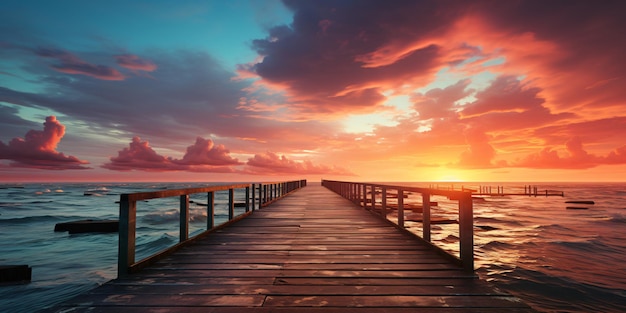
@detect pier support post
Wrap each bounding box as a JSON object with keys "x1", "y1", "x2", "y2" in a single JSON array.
[
  {"x1": 397, "y1": 188, "x2": 404, "y2": 227},
  {"x1": 422, "y1": 193, "x2": 431, "y2": 242},
  {"x1": 228, "y1": 188, "x2": 235, "y2": 220},
  {"x1": 245, "y1": 186, "x2": 251, "y2": 212},
  {"x1": 381, "y1": 186, "x2": 387, "y2": 218},
  {"x1": 207, "y1": 191, "x2": 214, "y2": 229},
  {"x1": 118, "y1": 195, "x2": 136, "y2": 277},
  {"x1": 371, "y1": 185, "x2": 376, "y2": 211},
  {"x1": 179, "y1": 195, "x2": 189, "y2": 242},
  {"x1": 362, "y1": 184, "x2": 367, "y2": 208},
  {"x1": 458, "y1": 193, "x2": 474, "y2": 272}
]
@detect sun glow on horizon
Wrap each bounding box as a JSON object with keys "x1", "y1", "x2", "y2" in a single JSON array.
[{"x1": 434, "y1": 174, "x2": 464, "y2": 182}]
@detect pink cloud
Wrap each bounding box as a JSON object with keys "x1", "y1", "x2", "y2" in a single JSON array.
[
  {"x1": 115, "y1": 54, "x2": 157, "y2": 72},
  {"x1": 103, "y1": 136, "x2": 240, "y2": 172},
  {"x1": 102, "y1": 136, "x2": 179, "y2": 171},
  {"x1": 35, "y1": 47, "x2": 125, "y2": 80},
  {"x1": 245, "y1": 151, "x2": 354, "y2": 176},
  {"x1": 172, "y1": 137, "x2": 242, "y2": 166},
  {"x1": 0, "y1": 116, "x2": 89, "y2": 169}
]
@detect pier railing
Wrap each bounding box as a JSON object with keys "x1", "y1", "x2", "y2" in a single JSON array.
[
  {"x1": 322, "y1": 180, "x2": 474, "y2": 272},
  {"x1": 118, "y1": 180, "x2": 306, "y2": 277}
]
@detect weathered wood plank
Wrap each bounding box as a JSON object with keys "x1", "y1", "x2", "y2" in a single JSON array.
[
  {"x1": 46, "y1": 307, "x2": 537, "y2": 313},
  {"x1": 263, "y1": 295, "x2": 530, "y2": 308},
  {"x1": 88, "y1": 283, "x2": 508, "y2": 296}
]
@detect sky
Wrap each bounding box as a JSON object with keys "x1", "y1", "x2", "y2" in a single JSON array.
[{"x1": 1, "y1": 0, "x2": 625, "y2": 183}]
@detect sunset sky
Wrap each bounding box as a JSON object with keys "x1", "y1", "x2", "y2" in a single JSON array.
[{"x1": 1, "y1": 0, "x2": 625, "y2": 183}]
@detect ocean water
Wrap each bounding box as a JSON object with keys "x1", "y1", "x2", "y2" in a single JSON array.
[{"x1": 0, "y1": 182, "x2": 625, "y2": 312}]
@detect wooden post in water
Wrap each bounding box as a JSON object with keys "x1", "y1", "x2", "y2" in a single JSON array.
[
  {"x1": 422, "y1": 192, "x2": 431, "y2": 242},
  {"x1": 179, "y1": 195, "x2": 189, "y2": 242},
  {"x1": 118, "y1": 195, "x2": 136, "y2": 277}
]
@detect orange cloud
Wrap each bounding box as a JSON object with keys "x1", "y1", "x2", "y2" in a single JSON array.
[
  {"x1": 0, "y1": 116, "x2": 89, "y2": 169},
  {"x1": 512, "y1": 137, "x2": 602, "y2": 169},
  {"x1": 457, "y1": 127, "x2": 496, "y2": 169},
  {"x1": 245, "y1": 151, "x2": 355, "y2": 176}
]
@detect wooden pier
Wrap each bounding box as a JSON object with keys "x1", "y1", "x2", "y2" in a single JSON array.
[
  {"x1": 45, "y1": 183, "x2": 535, "y2": 312},
  {"x1": 428, "y1": 184, "x2": 565, "y2": 197}
]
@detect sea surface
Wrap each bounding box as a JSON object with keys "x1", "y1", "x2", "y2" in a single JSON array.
[{"x1": 0, "y1": 182, "x2": 625, "y2": 312}]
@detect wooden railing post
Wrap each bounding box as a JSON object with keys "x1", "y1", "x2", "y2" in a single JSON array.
[
  {"x1": 179, "y1": 195, "x2": 189, "y2": 242},
  {"x1": 245, "y1": 186, "x2": 251, "y2": 212},
  {"x1": 258, "y1": 184, "x2": 262, "y2": 209},
  {"x1": 397, "y1": 188, "x2": 404, "y2": 227},
  {"x1": 321, "y1": 180, "x2": 474, "y2": 273},
  {"x1": 118, "y1": 195, "x2": 136, "y2": 277},
  {"x1": 422, "y1": 192, "x2": 431, "y2": 242},
  {"x1": 362, "y1": 184, "x2": 367, "y2": 208},
  {"x1": 459, "y1": 193, "x2": 474, "y2": 272},
  {"x1": 381, "y1": 186, "x2": 387, "y2": 218},
  {"x1": 371, "y1": 185, "x2": 376, "y2": 211},
  {"x1": 228, "y1": 188, "x2": 235, "y2": 220},
  {"x1": 207, "y1": 191, "x2": 214, "y2": 229}
]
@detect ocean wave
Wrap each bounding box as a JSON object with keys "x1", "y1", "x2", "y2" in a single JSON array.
[
  {"x1": 141, "y1": 209, "x2": 208, "y2": 225},
  {"x1": 0, "y1": 215, "x2": 78, "y2": 224},
  {"x1": 480, "y1": 240, "x2": 515, "y2": 251},
  {"x1": 548, "y1": 236, "x2": 621, "y2": 256},
  {"x1": 485, "y1": 266, "x2": 626, "y2": 313},
  {"x1": 441, "y1": 234, "x2": 459, "y2": 243},
  {"x1": 135, "y1": 233, "x2": 178, "y2": 258},
  {"x1": 534, "y1": 223, "x2": 574, "y2": 234},
  {"x1": 606, "y1": 213, "x2": 626, "y2": 223}
]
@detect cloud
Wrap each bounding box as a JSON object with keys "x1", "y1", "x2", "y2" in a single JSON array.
[
  {"x1": 103, "y1": 136, "x2": 240, "y2": 172},
  {"x1": 172, "y1": 137, "x2": 242, "y2": 167},
  {"x1": 238, "y1": 0, "x2": 626, "y2": 171},
  {"x1": 0, "y1": 116, "x2": 90, "y2": 169},
  {"x1": 412, "y1": 79, "x2": 472, "y2": 120},
  {"x1": 497, "y1": 137, "x2": 626, "y2": 169},
  {"x1": 102, "y1": 136, "x2": 176, "y2": 171},
  {"x1": 241, "y1": 0, "x2": 449, "y2": 115},
  {"x1": 456, "y1": 127, "x2": 497, "y2": 169},
  {"x1": 115, "y1": 54, "x2": 157, "y2": 72},
  {"x1": 35, "y1": 48, "x2": 125, "y2": 80},
  {"x1": 245, "y1": 151, "x2": 354, "y2": 176}
]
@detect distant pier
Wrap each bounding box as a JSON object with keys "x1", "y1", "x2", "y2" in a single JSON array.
[{"x1": 428, "y1": 184, "x2": 565, "y2": 197}]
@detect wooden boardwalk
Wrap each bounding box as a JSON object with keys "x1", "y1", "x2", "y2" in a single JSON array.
[{"x1": 46, "y1": 183, "x2": 535, "y2": 312}]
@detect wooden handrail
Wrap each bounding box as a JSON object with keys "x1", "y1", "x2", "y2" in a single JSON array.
[
  {"x1": 322, "y1": 180, "x2": 474, "y2": 272},
  {"x1": 118, "y1": 180, "x2": 307, "y2": 277}
]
